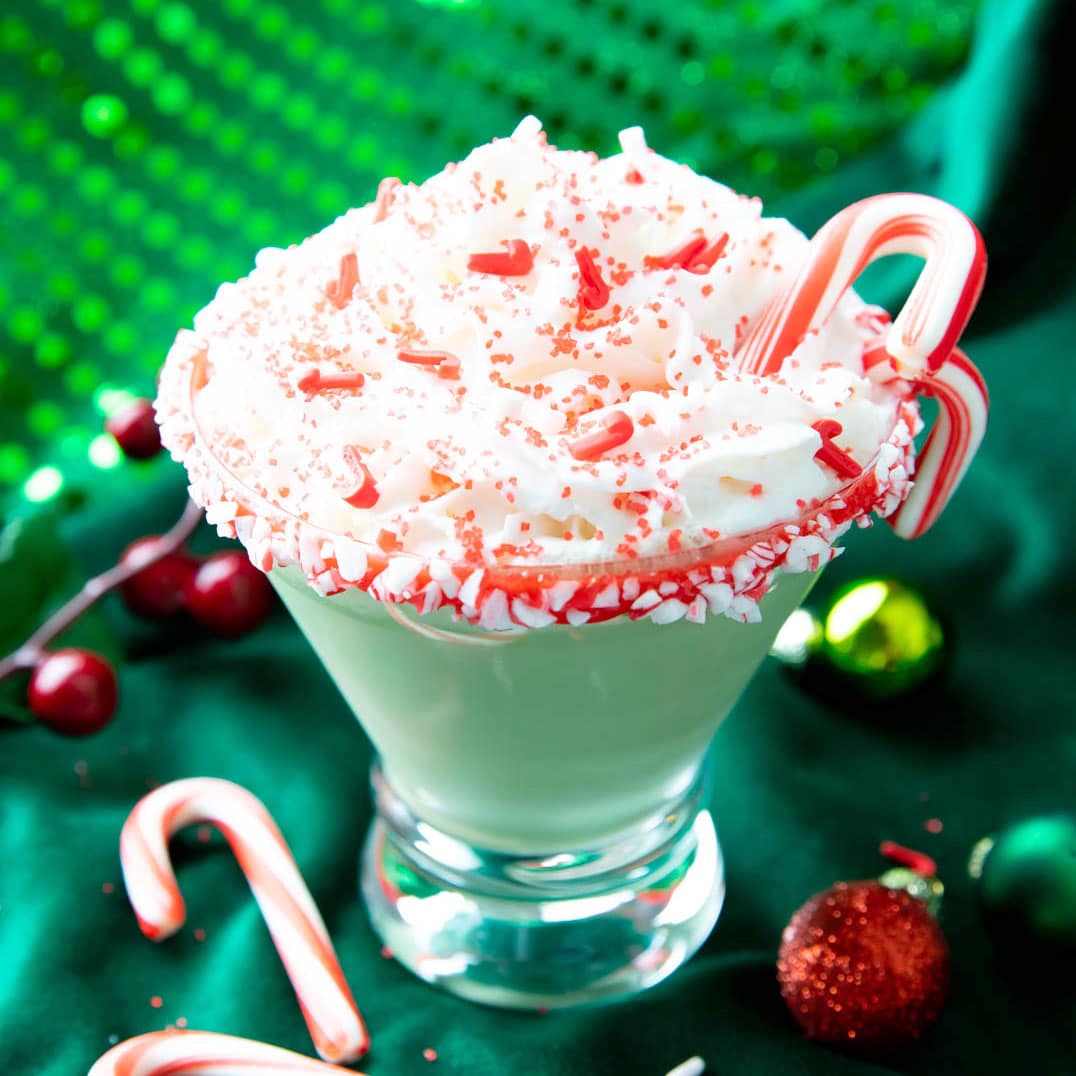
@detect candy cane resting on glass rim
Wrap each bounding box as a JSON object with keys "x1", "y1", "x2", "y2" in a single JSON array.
[
  {"x1": 736, "y1": 192, "x2": 987, "y2": 537},
  {"x1": 87, "y1": 1030, "x2": 360, "y2": 1076},
  {"x1": 120, "y1": 779, "x2": 369, "y2": 1064},
  {"x1": 889, "y1": 347, "x2": 988, "y2": 539},
  {"x1": 736, "y1": 193, "x2": 986, "y2": 380}
]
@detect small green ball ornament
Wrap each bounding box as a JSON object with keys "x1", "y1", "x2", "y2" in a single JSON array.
[
  {"x1": 971, "y1": 815, "x2": 1076, "y2": 947},
  {"x1": 819, "y1": 578, "x2": 947, "y2": 701}
]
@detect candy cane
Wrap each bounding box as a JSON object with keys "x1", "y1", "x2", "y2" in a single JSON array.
[
  {"x1": 663, "y1": 1058, "x2": 705, "y2": 1076},
  {"x1": 87, "y1": 1030, "x2": 358, "y2": 1075},
  {"x1": 120, "y1": 779, "x2": 368, "y2": 1064},
  {"x1": 889, "y1": 347, "x2": 988, "y2": 539},
  {"x1": 736, "y1": 193, "x2": 985, "y2": 380}
]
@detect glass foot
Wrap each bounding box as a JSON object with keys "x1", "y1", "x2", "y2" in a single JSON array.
[{"x1": 360, "y1": 762, "x2": 724, "y2": 1009}]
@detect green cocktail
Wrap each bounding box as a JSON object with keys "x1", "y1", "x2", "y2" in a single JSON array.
[{"x1": 156, "y1": 117, "x2": 986, "y2": 1006}]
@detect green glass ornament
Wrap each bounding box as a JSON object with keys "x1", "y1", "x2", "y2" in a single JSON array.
[
  {"x1": 819, "y1": 578, "x2": 948, "y2": 701},
  {"x1": 971, "y1": 815, "x2": 1076, "y2": 947}
]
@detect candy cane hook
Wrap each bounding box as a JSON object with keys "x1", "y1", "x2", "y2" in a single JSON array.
[
  {"x1": 737, "y1": 193, "x2": 985, "y2": 380},
  {"x1": 120, "y1": 779, "x2": 368, "y2": 1064},
  {"x1": 87, "y1": 1030, "x2": 360, "y2": 1075},
  {"x1": 889, "y1": 347, "x2": 988, "y2": 539}
]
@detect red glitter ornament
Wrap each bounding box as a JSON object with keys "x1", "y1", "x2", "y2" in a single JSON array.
[{"x1": 777, "y1": 878, "x2": 950, "y2": 1049}]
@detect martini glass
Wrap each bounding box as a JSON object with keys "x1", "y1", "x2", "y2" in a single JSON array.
[
  {"x1": 269, "y1": 541, "x2": 823, "y2": 1009},
  {"x1": 172, "y1": 187, "x2": 987, "y2": 1010}
]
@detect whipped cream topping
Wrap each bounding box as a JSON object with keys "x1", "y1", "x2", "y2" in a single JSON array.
[{"x1": 158, "y1": 118, "x2": 921, "y2": 627}]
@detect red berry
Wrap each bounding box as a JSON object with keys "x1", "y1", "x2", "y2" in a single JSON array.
[
  {"x1": 119, "y1": 536, "x2": 198, "y2": 619},
  {"x1": 28, "y1": 648, "x2": 118, "y2": 737},
  {"x1": 106, "y1": 398, "x2": 162, "y2": 460},
  {"x1": 185, "y1": 551, "x2": 273, "y2": 638}
]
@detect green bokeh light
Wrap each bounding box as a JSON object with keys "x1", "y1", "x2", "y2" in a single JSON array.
[
  {"x1": 35, "y1": 334, "x2": 71, "y2": 369},
  {"x1": 72, "y1": 294, "x2": 111, "y2": 334},
  {"x1": 94, "y1": 385, "x2": 139, "y2": 416},
  {"x1": 93, "y1": 19, "x2": 134, "y2": 59},
  {"x1": 81, "y1": 94, "x2": 129, "y2": 138},
  {"x1": 23, "y1": 464, "x2": 64, "y2": 503},
  {"x1": 8, "y1": 307, "x2": 44, "y2": 345},
  {"x1": 157, "y1": 2, "x2": 197, "y2": 43},
  {"x1": 88, "y1": 432, "x2": 123, "y2": 469},
  {"x1": 124, "y1": 47, "x2": 164, "y2": 88},
  {"x1": 0, "y1": 443, "x2": 32, "y2": 484},
  {"x1": 28, "y1": 400, "x2": 66, "y2": 438}
]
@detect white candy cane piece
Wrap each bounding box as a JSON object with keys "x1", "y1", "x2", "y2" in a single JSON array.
[
  {"x1": 87, "y1": 1030, "x2": 358, "y2": 1075},
  {"x1": 737, "y1": 193, "x2": 985, "y2": 380},
  {"x1": 120, "y1": 779, "x2": 368, "y2": 1064},
  {"x1": 889, "y1": 348, "x2": 988, "y2": 539},
  {"x1": 663, "y1": 1057, "x2": 705, "y2": 1076}
]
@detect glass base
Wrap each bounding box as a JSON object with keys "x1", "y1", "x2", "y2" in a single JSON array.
[{"x1": 360, "y1": 761, "x2": 724, "y2": 1009}]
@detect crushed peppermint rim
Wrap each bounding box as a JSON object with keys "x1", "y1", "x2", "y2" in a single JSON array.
[{"x1": 157, "y1": 117, "x2": 934, "y2": 630}]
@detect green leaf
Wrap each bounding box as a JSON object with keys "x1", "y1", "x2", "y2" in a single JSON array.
[
  {"x1": 0, "y1": 508, "x2": 122, "y2": 728},
  {"x1": 0, "y1": 671, "x2": 34, "y2": 726},
  {"x1": 0, "y1": 510, "x2": 71, "y2": 656}
]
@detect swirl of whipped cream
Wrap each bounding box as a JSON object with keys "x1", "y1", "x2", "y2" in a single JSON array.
[{"x1": 157, "y1": 118, "x2": 919, "y2": 627}]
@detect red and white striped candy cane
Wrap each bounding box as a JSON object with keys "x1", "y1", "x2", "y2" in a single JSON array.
[
  {"x1": 889, "y1": 347, "x2": 988, "y2": 539},
  {"x1": 120, "y1": 779, "x2": 368, "y2": 1064},
  {"x1": 87, "y1": 1030, "x2": 358, "y2": 1075},
  {"x1": 736, "y1": 193, "x2": 985, "y2": 380}
]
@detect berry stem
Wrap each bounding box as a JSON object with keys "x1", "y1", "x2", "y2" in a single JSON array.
[{"x1": 0, "y1": 499, "x2": 203, "y2": 684}]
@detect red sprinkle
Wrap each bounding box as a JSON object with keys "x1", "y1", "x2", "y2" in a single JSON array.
[
  {"x1": 862, "y1": 342, "x2": 894, "y2": 372},
  {"x1": 467, "y1": 239, "x2": 533, "y2": 276},
  {"x1": 150, "y1": 996, "x2": 164, "y2": 1009},
  {"x1": 326, "y1": 253, "x2": 359, "y2": 308},
  {"x1": 298, "y1": 369, "x2": 366, "y2": 393},
  {"x1": 575, "y1": 247, "x2": 611, "y2": 310},
  {"x1": 645, "y1": 232, "x2": 729, "y2": 273},
  {"x1": 646, "y1": 235, "x2": 706, "y2": 271},
  {"x1": 422, "y1": 1048, "x2": 438, "y2": 1063},
  {"x1": 340, "y1": 446, "x2": 380, "y2": 509},
  {"x1": 925, "y1": 818, "x2": 944, "y2": 834},
  {"x1": 377, "y1": 529, "x2": 402, "y2": 553},
  {"x1": 397, "y1": 349, "x2": 461, "y2": 380},
  {"x1": 625, "y1": 168, "x2": 644, "y2": 184},
  {"x1": 568, "y1": 411, "x2": 634, "y2": 461},
  {"x1": 811, "y1": 419, "x2": 862, "y2": 480},
  {"x1": 879, "y1": 840, "x2": 938, "y2": 878},
  {"x1": 687, "y1": 232, "x2": 729, "y2": 273},
  {"x1": 374, "y1": 176, "x2": 400, "y2": 222}
]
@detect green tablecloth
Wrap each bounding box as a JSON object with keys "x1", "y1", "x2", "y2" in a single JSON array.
[{"x1": 3, "y1": 0, "x2": 1075, "y2": 1072}]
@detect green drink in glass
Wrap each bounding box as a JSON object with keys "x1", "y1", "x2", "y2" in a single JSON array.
[{"x1": 157, "y1": 117, "x2": 987, "y2": 1007}]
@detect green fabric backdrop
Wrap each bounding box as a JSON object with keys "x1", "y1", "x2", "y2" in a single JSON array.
[{"x1": 3, "y1": 0, "x2": 1075, "y2": 1072}]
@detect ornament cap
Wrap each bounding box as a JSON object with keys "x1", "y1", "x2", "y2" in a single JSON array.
[{"x1": 880, "y1": 867, "x2": 944, "y2": 917}]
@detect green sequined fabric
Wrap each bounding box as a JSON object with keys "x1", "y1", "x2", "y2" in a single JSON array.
[{"x1": 1, "y1": 0, "x2": 979, "y2": 508}]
